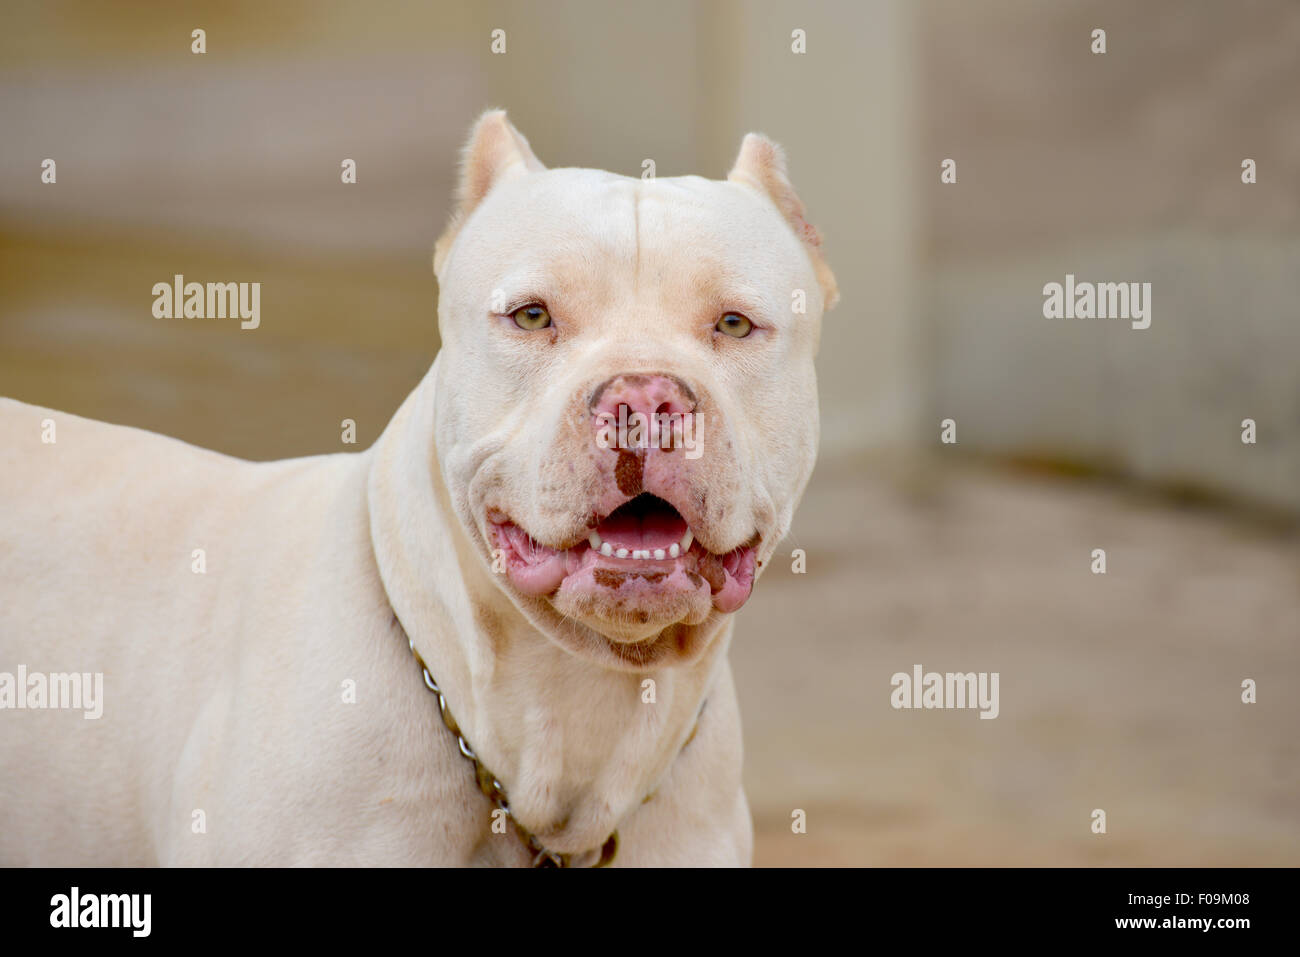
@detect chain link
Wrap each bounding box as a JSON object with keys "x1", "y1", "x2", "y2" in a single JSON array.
[
  {"x1": 404, "y1": 630, "x2": 701, "y2": 869},
  {"x1": 408, "y1": 635, "x2": 616, "y2": 867}
]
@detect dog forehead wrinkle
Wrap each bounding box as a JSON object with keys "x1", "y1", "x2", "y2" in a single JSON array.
[
  {"x1": 636, "y1": 179, "x2": 815, "y2": 317},
  {"x1": 466, "y1": 169, "x2": 641, "y2": 297}
]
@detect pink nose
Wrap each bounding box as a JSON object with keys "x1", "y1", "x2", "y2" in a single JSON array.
[{"x1": 590, "y1": 373, "x2": 697, "y2": 424}]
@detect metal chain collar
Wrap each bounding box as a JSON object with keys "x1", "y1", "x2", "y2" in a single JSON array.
[{"x1": 405, "y1": 631, "x2": 704, "y2": 868}]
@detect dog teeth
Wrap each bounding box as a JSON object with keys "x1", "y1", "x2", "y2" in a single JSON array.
[{"x1": 596, "y1": 529, "x2": 695, "y2": 561}]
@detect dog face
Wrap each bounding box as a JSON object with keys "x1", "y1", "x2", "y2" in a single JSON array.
[{"x1": 432, "y1": 112, "x2": 837, "y2": 670}]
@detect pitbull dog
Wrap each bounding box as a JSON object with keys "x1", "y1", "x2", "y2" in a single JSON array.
[{"x1": 0, "y1": 111, "x2": 836, "y2": 866}]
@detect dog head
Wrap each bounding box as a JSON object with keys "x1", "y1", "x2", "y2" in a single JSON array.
[{"x1": 431, "y1": 111, "x2": 836, "y2": 670}]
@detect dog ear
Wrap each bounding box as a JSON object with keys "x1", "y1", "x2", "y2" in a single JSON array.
[
  {"x1": 727, "y1": 133, "x2": 839, "y2": 311},
  {"x1": 434, "y1": 110, "x2": 546, "y2": 278}
]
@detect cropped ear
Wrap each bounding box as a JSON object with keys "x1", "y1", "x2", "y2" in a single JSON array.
[
  {"x1": 727, "y1": 133, "x2": 839, "y2": 310},
  {"x1": 434, "y1": 110, "x2": 546, "y2": 277}
]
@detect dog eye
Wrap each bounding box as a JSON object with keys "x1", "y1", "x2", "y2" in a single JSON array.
[
  {"x1": 716, "y1": 312, "x2": 752, "y2": 338},
  {"x1": 512, "y1": 304, "x2": 552, "y2": 330}
]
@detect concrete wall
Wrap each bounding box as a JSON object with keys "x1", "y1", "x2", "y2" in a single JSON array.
[
  {"x1": 2, "y1": 0, "x2": 1292, "y2": 511},
  {"x1": 919, "y1": 0, "x2": 1300, "y2": 511},
  {"x1": 0, "y1": 0, "x2": 917, "y2": 465}
]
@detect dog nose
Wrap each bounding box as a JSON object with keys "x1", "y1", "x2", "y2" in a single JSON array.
[{"x1": 589, "y1": 373, "x2": 697, "y2": 423}]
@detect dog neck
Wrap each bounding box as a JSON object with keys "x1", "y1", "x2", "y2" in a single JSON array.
[{"x1": 366, "y1": 363, "x2": 731, "y2": 855}]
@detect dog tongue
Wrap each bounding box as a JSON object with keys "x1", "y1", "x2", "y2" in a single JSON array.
[{"x1": 595, "y1": 507, "x2": 688, "y2": 550}]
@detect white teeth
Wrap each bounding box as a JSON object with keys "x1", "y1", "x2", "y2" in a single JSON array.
[{"x1": 599, "y1": 530, "x2": 693, "y2": 561}]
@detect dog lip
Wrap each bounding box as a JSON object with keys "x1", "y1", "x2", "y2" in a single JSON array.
[
  {"x1": 487, "y1": 505, "x2": 760, "y2": 614},
  {"x1": 486, "y1": 505, "x2": 759, "y2": 564},
  {"x1": 486, "y1": 513, "x2": 587, "y2": 554}
]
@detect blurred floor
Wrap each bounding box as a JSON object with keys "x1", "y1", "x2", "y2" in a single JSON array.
[{"x1": 741, "y1": 458, "x2": 1299, "y2": 866}]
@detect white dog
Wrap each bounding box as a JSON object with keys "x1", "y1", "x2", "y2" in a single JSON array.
[{"x1": 0, "y1": 111, "x2": 836, "y2": 866}]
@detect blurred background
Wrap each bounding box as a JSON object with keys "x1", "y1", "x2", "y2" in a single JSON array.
[{"x1": 1, "y1": 0, "x2": 1296, "y2": 865}]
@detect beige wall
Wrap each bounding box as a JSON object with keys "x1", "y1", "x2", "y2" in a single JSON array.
[
  {"x1": 1, "y1": 0, "x2": 1293, "y2": 510},
  {"x1": 0, "y1": 0, "x2": 917, "y2": 465},
  {"x1": 919, "y1": 0, "x2": 1300, "y2": 511}
]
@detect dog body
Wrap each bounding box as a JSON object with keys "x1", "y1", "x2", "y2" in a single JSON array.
[{"x1": 0, "y1": 112, "x2": 835, "y2": 866}]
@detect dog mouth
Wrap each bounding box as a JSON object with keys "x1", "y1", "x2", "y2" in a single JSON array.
[{"x1": 488, "y1": 493, "x2": 758, "y2": 618}]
